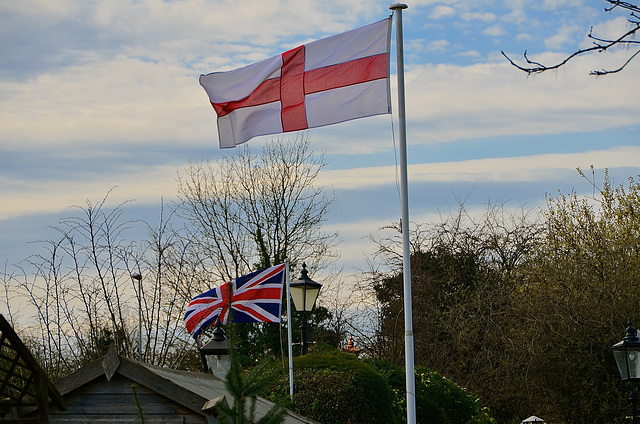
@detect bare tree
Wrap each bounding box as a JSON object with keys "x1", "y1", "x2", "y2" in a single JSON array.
[
  {"x1": 503, "y1": 0, "x2": 640, "y2": 75},
  {"x1": 0, "y1": 135, "x2": 341, "y2": 376},
  {"x1": 0, "y1": 191, "x2": 200, "y2": 378},
  {"x1": 175, "y1": 133, "x2": 339, "y2": 282},
  {"x1": 127, "y1": 200, "x2": 201, "y2": 368}
]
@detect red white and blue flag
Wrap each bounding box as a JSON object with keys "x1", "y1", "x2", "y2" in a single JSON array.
[
  {"x1": 184, "y1": 263, "x2": 286, "y2": 340},
  {"x1": 200, "y1": 18, "x2": 391, "y2": 148}
]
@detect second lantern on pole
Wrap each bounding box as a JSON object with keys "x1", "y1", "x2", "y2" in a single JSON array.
[{"x1": 289, "y1": 263, "x2": 322, "y2": 355}]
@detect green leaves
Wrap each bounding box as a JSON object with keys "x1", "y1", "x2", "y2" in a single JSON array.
[
  {"x1": 217, "y1": 347, "x2": 286, "y2": 424},
  {"x1": 369, "y1": 171, "x2": 640, "y2": 423}
]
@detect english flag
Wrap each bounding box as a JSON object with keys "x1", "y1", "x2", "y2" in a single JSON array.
[
  {"x1": 184, "y1": 263, "x2": 286, "y2": 340},
  {"x1": 200, "y1": 18, "x2": 391, "y2": 148}
]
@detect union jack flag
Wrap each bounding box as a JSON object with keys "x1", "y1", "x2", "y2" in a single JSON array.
[{"x1": 184, "y1": 263, "x2": 286, "y2": 340}]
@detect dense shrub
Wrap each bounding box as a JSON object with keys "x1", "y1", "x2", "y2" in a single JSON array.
[
  {"x1": 261, "y1": 350, "x2": 395, "y2": 424},
  {"x1": 369, "y1": 360, "x2": 497, "y2": 424},
  {"x1": 258, "y1": 350, "x2": 496, "y2": 424}
]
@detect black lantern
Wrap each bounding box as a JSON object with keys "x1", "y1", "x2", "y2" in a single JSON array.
[
  {"x1": 612, "y1": 320, "x2": 640, "y2": 423},
  {"x1": 289, "y1": 263, "x2": 322, "y2": 354},
  {"x1": 200, "y1": 318, "x2": 231, "y2": 379}
]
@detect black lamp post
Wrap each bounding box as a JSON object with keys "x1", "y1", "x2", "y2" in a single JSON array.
[
  {"x1": 289, "y1": 263, "x2": 322, "y2": 355},
  {"x1": 131, "y1": 272, "x2": 143, "y2": 362},
  {"x1": 612, "y1": 320, "x2": 640, "y2": 424}
]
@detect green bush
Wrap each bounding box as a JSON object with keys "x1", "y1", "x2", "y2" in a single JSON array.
[
  {"x1": 369, "y1": 360, "x2": 497, "y2": 424},
  {"x1": 261, "y1": 350, "x2": 395, "y2": 424},
  {"x1": 255, "y1": 349, "x2": 496, "y2": 424}
]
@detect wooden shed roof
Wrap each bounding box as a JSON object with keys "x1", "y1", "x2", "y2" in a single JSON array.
[{"x1": 52, "y1": 345, "x2": 317, "y2": 424}]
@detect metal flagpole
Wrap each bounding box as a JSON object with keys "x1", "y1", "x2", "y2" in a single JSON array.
[
  {"x1": 390, "y1": 4, "x2": 417, "y2": 423},
  {"x1": 285, "y1": 259, "x2": 295, "y2": 401}
]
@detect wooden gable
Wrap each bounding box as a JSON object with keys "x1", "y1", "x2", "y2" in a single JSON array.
[
  {"x1": 0, "y1": 315, "x2": 64, "y2": 423},
  {"x1": 51, "y1": 373, "x2": 206, "y2": 424}
]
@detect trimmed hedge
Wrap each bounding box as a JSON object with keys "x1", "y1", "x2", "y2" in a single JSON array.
[
  {"x1": 261, "y1": 351, "x2": 394, "y2": 424},
  {"x1": 369, "y1": 360, "x2": 497, "y2": 424},
  {"x1": 258, "y1": 351, "x2": 496, "y2": 424}
]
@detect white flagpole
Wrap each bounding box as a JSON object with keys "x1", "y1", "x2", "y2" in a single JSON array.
[
  {"x1": 285, "y1": 258, "x2": 295, "y2": 401},
  {"x1": 390, "y1": 4, "x2": 417, "y2": 424}
]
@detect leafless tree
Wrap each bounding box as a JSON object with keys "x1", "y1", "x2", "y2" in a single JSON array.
[
  {"x1": 1, "y1": 135, "x2": 342, "y2": 376},
  {"x1": 503, "y1": 0, "x2": 640, "y2": 75},
  {"x1": 175, "y1": 133, "x2": 339, "y2": 283},
  {"x1": 0, "y1": 191, "x2": 199, "y2": 378}
]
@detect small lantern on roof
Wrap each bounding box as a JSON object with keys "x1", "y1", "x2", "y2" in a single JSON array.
[{"x1": 341, "y1": 335, "x2": 362, "y2": 357}]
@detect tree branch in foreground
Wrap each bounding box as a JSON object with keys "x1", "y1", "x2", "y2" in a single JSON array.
[{"x1": 502, "y1": 0, "x2": 640, "y2": 76}]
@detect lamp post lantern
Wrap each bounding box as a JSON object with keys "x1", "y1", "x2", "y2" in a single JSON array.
[
  {"x1": 612, "y1": 320, "x2": 640, "y2": 424},
  {"x1": 200, "y1": 318, "x2": 231, "y2": 379},
  {"x1": 289, "y1": 263, "x2": 322, "y2": 355}
]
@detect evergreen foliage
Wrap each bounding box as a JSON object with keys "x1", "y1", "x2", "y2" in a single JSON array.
[
  {"x1": 370, "y1": 361, "x2": 497, "y2": 424},
  {"x1": 370, "y1": 170, "x2": 640, "y2": 423},
  {"x1": 217, "y1": 323, "x2": 286, "y2": 424},
  {"x1": 257, "y1": 349, "x2": 496, "y2": 424},
  {"x1": 261, "y1": 350, "x2": 394, "y2": 424}
]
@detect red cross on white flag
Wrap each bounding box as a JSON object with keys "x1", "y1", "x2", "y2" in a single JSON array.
[{"x1": 199, "y1": 18, "x2": 392, "y2": 148}]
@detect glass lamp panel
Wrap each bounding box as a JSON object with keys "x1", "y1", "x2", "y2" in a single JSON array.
[
  {"x1": 629, "y1": 349, "x2": 640, "y2": 379},
  {"x1": 614, "y1": 349, "x2": 630, "y2": 380},
  {"x1": 206, "y1": 354, "x2": 232, "y2": 380},
  {"x1": 304, "y1": 286, "x2": 321, "y2": 311},
  {"x1": 290, "y1": 284, "x2": 321, "y2": 312},
  {"x1": 290, "y1": 286, "x2": 307, "y2": 312}
]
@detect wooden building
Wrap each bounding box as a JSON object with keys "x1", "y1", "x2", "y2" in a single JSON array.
[
  {"x1": 26, "y1": 344, "x2": 317, "y2": 423},
  {"x1": 0, "y1": 314, "x2": 64, "y2": 423},
  {"x1": 14, "y1": 342, "x2": 317, "y2": 424},
  {"x1": 1, "y1": 313, "x2": 316, "y2": 424}
]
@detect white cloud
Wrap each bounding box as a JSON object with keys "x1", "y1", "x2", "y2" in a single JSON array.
[
  {"x1": 430, "y1": 5, "x2": 456, "y2": 19},
  {"x1": 516, "y1": 33, "x2": 533, "y2": 41},
  {"x1": 427, "y1": 39, "x2": 451, "y2": 52},
  {"x1": 582, "y1": 16, "x2": 632, "y2": 49},
  {"x1": 0, "y1": 56, "x2": 210, "y2": 148},
  {"x1": 0, "y1": 164, "x2": 180, "y2": 220},
  {"x1": 545, "y1": 24, "x2": 583, "y2": 50},
  {"x1": 460, "y1": 11, "x2": 495, "y2": 22},
  {"x1": 483, "y1": 24, "x2": 506, "y2": 37},
  {"x1": 401, "y1": 51, "x2": 639, "y2": 147},
  {"x1": 316, "y1": 147, "x2": 640, "y2": 189},
  {"x1": 1, "y1": 0, "x2": 84, "y2": 20},
  {"x1": 456, "y1": 50, "x2": 481, "y2": 58},
  {"x1": 541, "y1": 0, "x2": 585, "y2": 10},
  {"x1": 502, "y1": 5, "x2": 528, "y2": 24}
]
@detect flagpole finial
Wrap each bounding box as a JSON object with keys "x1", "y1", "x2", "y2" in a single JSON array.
[{"x1": 389, "y1": 3, "x2": 408, "y2": 10}]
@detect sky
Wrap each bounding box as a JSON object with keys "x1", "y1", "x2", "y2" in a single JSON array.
[{"x1": 1, "y1": 0, "x2": 639, "y2": 297}]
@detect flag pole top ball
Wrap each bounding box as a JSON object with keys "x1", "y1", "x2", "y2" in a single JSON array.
[{"x1": 389, "y1": 3, "x2": 408, "y2": 10}]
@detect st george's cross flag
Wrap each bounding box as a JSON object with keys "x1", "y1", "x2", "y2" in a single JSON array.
[
  {"x1": 200, "y1": 18, "x2": 391, "y2": 148},
  {"x1": 184, "y1": 263, "x2": 286, "y2": 340}
]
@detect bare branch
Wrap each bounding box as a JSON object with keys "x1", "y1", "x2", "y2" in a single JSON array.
[
  {"x1": 590, "y1": 48, "x2": 640, "y2": 74},
  {"x1": 604, "y1": 0, "x2": 640, "y2": 14},
  {"x1": 503, "y1": 0, "x2": 640, "y2": 75}
]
